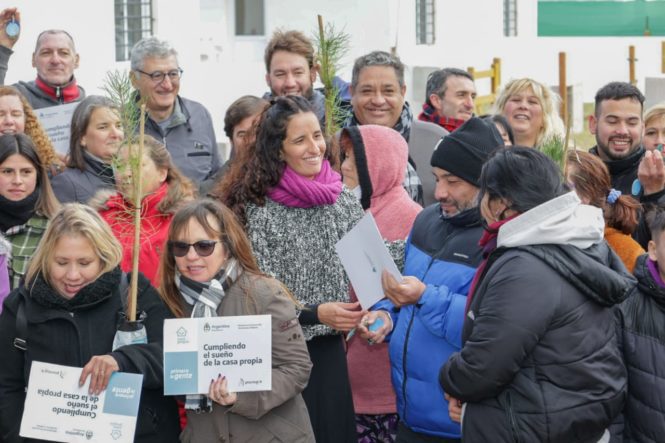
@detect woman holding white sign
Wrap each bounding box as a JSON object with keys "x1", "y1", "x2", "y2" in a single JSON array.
[
  {"x1": 158, "y1": 198, "x2": 314, "y2": 443},
  {"x1": 0, "y1": 203, "x2": 180, "y2": 442}
]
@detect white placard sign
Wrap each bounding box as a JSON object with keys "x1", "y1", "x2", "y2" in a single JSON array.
[
  {"x1": 163, "y1": 315, "x2": 272, "y2": 395},
  {"x1": 36, "y1": 102, "x2": 78, "y2": 155},
  {"x1": 335, "y1": 212, "x2": 403, "y2": 309},
  {"x1": 20, "y1": 361, "x2": 143, "y2": 443}
]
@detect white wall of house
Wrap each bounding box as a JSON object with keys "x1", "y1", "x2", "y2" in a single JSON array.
[{"x1": 5, "y1": 0, "x2": 665, "y2": 151}]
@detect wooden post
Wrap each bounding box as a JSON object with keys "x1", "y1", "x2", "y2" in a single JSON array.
[
  {"x1": 559, "y1": 52, "x2": 567, "y2": 125},
  {"x1": 491, "y1": 58, "x2": 501, "y2": 94},
  {"x1": 662, "y1": 41, "x2": 665, "y2": 74},
  {"x1": 629, "y1": 45, "x2": 637, "y2": 86}
]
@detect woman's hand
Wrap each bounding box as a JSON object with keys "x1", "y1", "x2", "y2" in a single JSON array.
[
  {"x1": 357, "y1": 310, "x2": 392, "y2": 344},
  {"x1": 445, "y1": 393, "x2": 463, "y2": 423},
  {"x1": 317, "y1": 301, "x2": 366, "y2": 332},
  {"x1": 79, "y1": 355, "x2": 120, "y2": 395},
  {"x1": 382, "y1": 271, "x2": 426, "y2": 308},
  {"x1": 208, "y1": 374, "x2": 237, "y2": 406}
]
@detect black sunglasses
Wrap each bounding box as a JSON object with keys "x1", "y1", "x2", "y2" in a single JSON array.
[{"x1": 169, "y1": 240, "x2": 220, "y2": 258}]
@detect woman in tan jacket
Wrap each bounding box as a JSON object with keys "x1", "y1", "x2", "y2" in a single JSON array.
[{"x1": 159, "y1": 199, "x2": 314, "y2": 442}]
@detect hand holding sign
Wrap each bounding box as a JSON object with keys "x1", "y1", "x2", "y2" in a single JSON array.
[{"x1": 79, "y1": 355, "x2": 120, "y2": 395}]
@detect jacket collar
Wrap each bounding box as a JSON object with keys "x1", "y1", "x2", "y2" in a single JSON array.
[
  {"x1": 589, "y1": 145, "x2": 644, "y2": 177},
  {"x1": 498, "y1": 192, "x2": 604, "y2": 249}
]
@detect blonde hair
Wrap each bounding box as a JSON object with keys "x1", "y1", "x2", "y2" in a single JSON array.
[
  {"x1": 25, "y1": 203, "x2": 123, "y2": 286},
  {"x1": 494, "y1": 78, "x2": 565, "y2": 149},
  {"x1": 644, "y1": 102, "x2": 665, "y2": 127}
]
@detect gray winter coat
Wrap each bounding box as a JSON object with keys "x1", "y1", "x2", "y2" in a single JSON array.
[
  {"x1": 142, "y1": 95, "x2": 221, "y2": 191},
  {"x1": 50, "y1": 153, "x2": 115, "y2": 204}
]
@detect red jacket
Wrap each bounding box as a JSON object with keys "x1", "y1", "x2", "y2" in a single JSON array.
[{"x1": 99, "y1": 182, "x2": 171, "y2": 287}]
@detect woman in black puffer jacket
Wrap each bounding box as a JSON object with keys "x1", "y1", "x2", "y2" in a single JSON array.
[
  {"x1": 0, "y1": 204, "x2": 180, "y2": 443},
  {"x1": 615, "y1": 208, "x2": 665, "y2": 442},
  {"x1": 439, "y1": 148, "x2": 635, "y2": 443}
]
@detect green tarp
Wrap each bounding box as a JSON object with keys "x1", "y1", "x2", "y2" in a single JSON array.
[{"x1": 538, "y1": 0, "x2": 665, "y2": 36}]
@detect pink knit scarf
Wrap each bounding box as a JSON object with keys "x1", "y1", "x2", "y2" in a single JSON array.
[{"x1": 267, "y1": 160, "x2": 343, "y2": 208}]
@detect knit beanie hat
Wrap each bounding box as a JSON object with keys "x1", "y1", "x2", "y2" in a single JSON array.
[{"x1": 430, "y1": 117, "x2": 503, "y2": 186}]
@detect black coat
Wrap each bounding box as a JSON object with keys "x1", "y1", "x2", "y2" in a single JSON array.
[
  {"x1": 440, "y1": 242, "x2": 635, "y2": 443},
  {"x1": 0, "y1": 271, "x2": 180, "y2": 443},
  {"x1": 616, "y1": 254, "x2": 665, "y2": 442}
]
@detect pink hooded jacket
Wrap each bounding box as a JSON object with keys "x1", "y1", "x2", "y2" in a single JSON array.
[{"x1": 343, "y1": 124, "x2": 422, "y2": 414}]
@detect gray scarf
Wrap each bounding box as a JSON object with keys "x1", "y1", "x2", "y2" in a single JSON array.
[{"x1": 176, "y1": 258, "x2": 241, "y2": 411}]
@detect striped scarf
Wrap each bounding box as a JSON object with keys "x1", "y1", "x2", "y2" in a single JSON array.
[{"x1": 176, "y1": 258, "x2": 241, "y2": 411}]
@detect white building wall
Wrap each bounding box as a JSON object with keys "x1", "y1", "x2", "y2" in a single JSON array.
[{"x1": 5, "y1": 0, "x2": 665, "y2": 149}]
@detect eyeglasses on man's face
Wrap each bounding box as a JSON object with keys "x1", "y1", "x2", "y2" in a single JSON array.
[{"x1": 136, "y1": 68, "x2": 183, "y2": 83}]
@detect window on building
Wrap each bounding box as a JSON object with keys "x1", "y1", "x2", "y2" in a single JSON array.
[
  {"x1": 115, "y1": 0, "x2": 153, "y2": 62},
  {"x1": 504, "y1": 0, "x2": 517, "y2": 37},
  {"x1": 416, "y1": 0, "x2": 435, "y2": 45},
  {"x1": 235, "y1": 0, "x2": 264, "y2": 36}
]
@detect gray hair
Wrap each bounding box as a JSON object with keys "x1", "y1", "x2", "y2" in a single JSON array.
[
  {"x1": 34, "y1": 30, "x2": 76, "y2": 53},
  {"x1": 425, "y1": 68, "x2": 473, "y2": 102},
  {"x1": 130, "y1": 36, "x2": 179, "y2": 71},
  {"x1": 351, "y1": 51, "x2": 405, "y2": 89}
]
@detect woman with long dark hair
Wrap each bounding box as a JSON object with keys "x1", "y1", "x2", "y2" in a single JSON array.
[
  {"x1": 218, "y1": 96, "x2": 364, "y2": 442},
  {"x1": 0, "y1": 133, "x2": 59, "y2": 290}
]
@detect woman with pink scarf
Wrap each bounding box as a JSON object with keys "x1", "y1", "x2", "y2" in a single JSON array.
[{"x1": 218, "y1": 96, "x2": 365, "y2": 443}]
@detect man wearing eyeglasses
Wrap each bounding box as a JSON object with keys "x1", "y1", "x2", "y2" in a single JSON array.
[
  {"x1": 0, "y1": 7, "x2": 85, "y2": 109},
  {"x1": 130, "y1": 36, "x2": 221, "y2": 190}
]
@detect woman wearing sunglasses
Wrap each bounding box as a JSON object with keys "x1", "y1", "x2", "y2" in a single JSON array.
[
  {"x1": 93, "y1": 135, "x2": 195, "y2": 287},
  {"x1": 158, "y1": 199, "x2": 314, "y2": 443}
]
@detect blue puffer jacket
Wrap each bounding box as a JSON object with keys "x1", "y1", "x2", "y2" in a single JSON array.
[{"x1": 375, "y1": 204, "x2": 483, "y2": 439}]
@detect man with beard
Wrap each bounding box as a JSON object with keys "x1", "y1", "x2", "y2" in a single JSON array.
[
  {"x1": 590, "y1": 82, "x2": 665, "y2": 248},
  {"x1": 590, "y1": 81, "x2": 665, "y2": 199},
  {"x1": 263, "y1": 30, "x2": 326, "y2": 128},
  {"x1": 357, "y1": 117, "x2": 503, "y2": 443},
  {"x1": 346, "y1": 51, "x2": 447, "y2": 205}
]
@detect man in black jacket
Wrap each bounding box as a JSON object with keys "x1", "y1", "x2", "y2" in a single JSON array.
[
  {"x1": 590, "y1": 82, "x2": 665, "y2": 248},
  {"x1": 589, "y1": 82, "x2": 665, "y2": 199}
]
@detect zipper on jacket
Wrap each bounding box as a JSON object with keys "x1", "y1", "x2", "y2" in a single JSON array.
[
  {"x1": 400, "y1": 307, "x2": 417, "y2": 424},
  {"x1": 506, "y1": 391, "x2": 521, "y2": 443}
]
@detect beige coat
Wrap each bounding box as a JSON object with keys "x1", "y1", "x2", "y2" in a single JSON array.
[{"x1": 180, "y1": 272, "x2": 314, "y2": 443}]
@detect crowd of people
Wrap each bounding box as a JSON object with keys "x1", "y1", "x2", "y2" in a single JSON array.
[{"x1": 0, "y1": 6, "x2": 664, "y2": 443}]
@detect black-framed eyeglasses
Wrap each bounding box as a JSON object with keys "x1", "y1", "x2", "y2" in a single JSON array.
[
  {"x1": 169, "y1": 240, "x2": 219, "y2": 257},
  {"x1": 136, "y1": 68, "x2": 183, "y2": 83}
]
